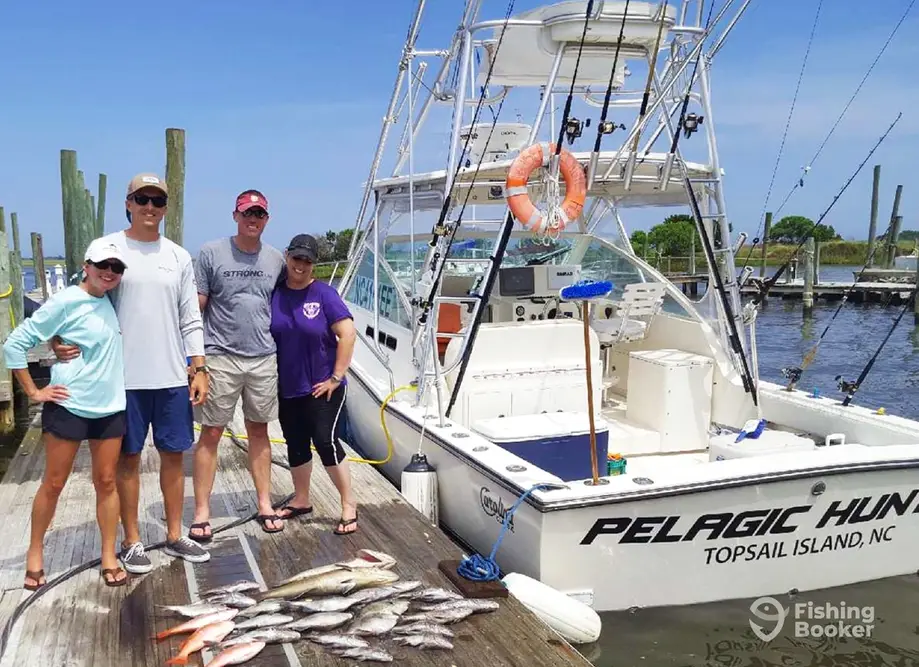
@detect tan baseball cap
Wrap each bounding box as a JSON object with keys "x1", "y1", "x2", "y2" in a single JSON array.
[{"x1": 126, "y1": 173, "x2": 168, "y2": 197}]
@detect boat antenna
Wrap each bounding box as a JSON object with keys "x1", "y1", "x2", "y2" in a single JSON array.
[
  {"x1": 739, "y1": 0, "x2": 915, "y2": 273},
  {"x1": 780, "y1": 215, "x2": 898, "y2": 392},
  {"x1": 749, "y1": 112, "x2": 903, "y2": 307},
  {"x1": 585, "y1": 0, "x2": 631, "y2": 188},
  {"x1": 414, "y1": 0, "x2": 517, "y2": 332},
  {"x1": 446, "y1": 0, "x2": 597, "y2": 417},
  {"x1": 836, "y1": 291, "x2": 916, "y2": 407}
]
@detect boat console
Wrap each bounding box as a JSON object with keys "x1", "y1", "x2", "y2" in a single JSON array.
[{"x1": 489, "y1": 263, "x2": 584, "y2": 322}]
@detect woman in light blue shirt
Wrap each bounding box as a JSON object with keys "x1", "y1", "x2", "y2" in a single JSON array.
[{"x1": 3, "y1": 238, "x2": 129, "y2": 590}]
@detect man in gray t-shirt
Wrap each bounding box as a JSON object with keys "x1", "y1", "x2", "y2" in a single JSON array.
[{"x1": 191, "y1": 189, "x2": 286, "y2": 539}]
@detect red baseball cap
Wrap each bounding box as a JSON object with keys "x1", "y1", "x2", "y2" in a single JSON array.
[{"x1": 235, "y1": 190, "x2": 269, "y2": 213}]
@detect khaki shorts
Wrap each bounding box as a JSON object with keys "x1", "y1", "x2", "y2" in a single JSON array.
[{"x1": 196, "y1": 353, "x2": 279, "y2": 427}]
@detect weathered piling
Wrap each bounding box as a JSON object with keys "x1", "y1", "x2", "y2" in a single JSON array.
[
  {"x1": 60, "y1": 150, "x2": 101, "y2": 284},
  {"x1": 759, "y1": 211, "x2": 772, "y2": 277},
  {"x1": 0, "y1": 209, "x2": 13, "y2": 433},
  {"x1": 813, "y1": 240, "x2": 821, "y2": 286},
  {"x1": 802, "y1": 236, "x2": 815, "y2": 312},
  {"x1": 886, "y1": 185, "x2": 904, "y2": 268},
  {"x1": 30, "y1": 233, "x2": 48, "y2": 301},
  {"x1": 165, "y1": 128, "x2": 185, "y2": 245},
  {"x1": 9, "y1": 213, "x2": 23, "y2": 328},
  {"x1": 867, "y1": 165, "x2": 880, "y2": 266},
  {"x1": 887, "y1": 214, "x2": 903, "y2": 269},
  {"x1": 95, "y1": 173, "x2": 107, "y2": 236}
]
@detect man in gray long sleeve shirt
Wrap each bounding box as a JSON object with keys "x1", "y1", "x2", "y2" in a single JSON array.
[{"x1": 53, "y1": 173, "x2": 212, "y2": 573}]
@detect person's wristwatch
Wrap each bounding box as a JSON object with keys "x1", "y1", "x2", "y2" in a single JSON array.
[
  {"x1": 195, "y1": 365, "x2": 209, "y2": 375},
  {"x1": 330, "y1": 373, "x2": 342, "y2": 384}
]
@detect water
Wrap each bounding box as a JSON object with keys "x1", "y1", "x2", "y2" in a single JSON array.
[{"x1": 590, "y1": 265, "x2": 919, "y2": 667}]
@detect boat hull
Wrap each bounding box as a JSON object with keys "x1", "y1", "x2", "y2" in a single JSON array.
[{"x1": 344, "y1": 366, "x2": 919, "y2": 612}]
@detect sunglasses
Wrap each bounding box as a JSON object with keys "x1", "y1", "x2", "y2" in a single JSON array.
[
  {"x1": 92, "y1": 260, "x2": 126, "y2": 274},
  {"x1": 241, "y1": 208, "x2": 268, "y2": 219},
  {"x1": 131, "y1": 193, "x2": 168, "y2": 208}
]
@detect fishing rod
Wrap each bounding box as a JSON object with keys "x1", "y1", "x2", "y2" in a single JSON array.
[
  {"x1": 446, "y1": 1, "x2": 597, "y2": 417},
  {"x1": 585, "y1": 0, "x2": 631, "y2": 189},
  {"x1": 749, "y1": 112, "x2": 903, "y2": 307},
  {"x1": 414, "y1": 0, "x2": 517, "y2": 334},
  {"x1": 781, "y1": 217, "x2": 897, "y2": 391},
  {"x1": 836, "y1": 291, "x2": 915, "y2": 408},
  {"x1": 621, "y1": 0, "x2": 668, "y2": 191}
]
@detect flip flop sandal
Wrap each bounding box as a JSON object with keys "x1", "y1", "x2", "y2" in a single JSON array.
[
  {"x1": 333, "y1": 512, "x2": 359, "y2": 536},
  {"x1": 256, "y1": 515, "x2": 285, "y2": 534},
  {"x1": 278, "y1": 505, "x2": 313, "y2": 520},
  {"x1": 24, "y1": 569, "x2": 45, "y2": 592},
  {"x1": 188, "y1": 521, "x2": 213, "y2": 544},
  {"x1": 101, "y1": 567, "x2": 128, "y2": 587}
]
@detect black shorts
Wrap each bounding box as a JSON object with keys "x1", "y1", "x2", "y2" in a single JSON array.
[
  {"x1": 41, "y1": 402, "x2": 127, "y2": 442},
  {"x1": 278, "y1": 385, "x2": 347, "y2": 468}
]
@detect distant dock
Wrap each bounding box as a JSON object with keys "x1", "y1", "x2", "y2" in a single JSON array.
[
  {"x1": 740, "y1": 278, "x2": 914, "y2": 305},
  {"x1": 0, "y1": 408, "x2": 592, "y2": 667}
]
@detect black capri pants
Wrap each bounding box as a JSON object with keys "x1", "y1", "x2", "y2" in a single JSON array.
[{"x1": 278, "y1": 384, "x2": 347, "y2": 468}]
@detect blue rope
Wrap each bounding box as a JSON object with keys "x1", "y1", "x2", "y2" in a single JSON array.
[{"x1": 457, "y1": 483, "x2": 551, "y2": 582}]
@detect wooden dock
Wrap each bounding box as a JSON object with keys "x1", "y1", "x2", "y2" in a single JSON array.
[
  {"x1": 740, "y1": 278, "x2": 915, "y2": 305},
  {"x1": 0, "y1": 408, "x2": 592, "y2": 667}
]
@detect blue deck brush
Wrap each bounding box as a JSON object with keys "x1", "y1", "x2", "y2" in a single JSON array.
[
  {"x1": 558, "y1": 279, "x2": 614, "y2": 302},
  {"x1": 558, "y1": 279, "x2": 614, "y2": 486}
]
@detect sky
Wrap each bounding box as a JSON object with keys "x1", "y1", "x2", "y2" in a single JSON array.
[{"x1": 0, "y1": 0, "x2": 916, "y2": 259}]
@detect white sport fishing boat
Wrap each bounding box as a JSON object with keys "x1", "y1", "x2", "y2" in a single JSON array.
[{"x1": 334, "y1": 0, "x2": 919, "y2": 612}]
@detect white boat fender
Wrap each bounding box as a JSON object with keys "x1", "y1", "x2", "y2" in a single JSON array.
[
  {"x1": 401, "y1": 453, "x2": 439, "y2": 526},
  {"x1": 501, "y1": 572, "x2": 601, "y2": 645}
]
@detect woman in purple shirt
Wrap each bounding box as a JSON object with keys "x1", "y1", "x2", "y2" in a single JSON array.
[{"x1": 269, "y1": 234, "x2": 359, "y2": 534}]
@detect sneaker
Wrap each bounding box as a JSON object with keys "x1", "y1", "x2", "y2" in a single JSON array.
[
  {"x1": 164, "y1": 536, "x2": 211, "y2": 564},
  {"x1": 120, "y1": 542, "x2": 153, "y2": 574}
]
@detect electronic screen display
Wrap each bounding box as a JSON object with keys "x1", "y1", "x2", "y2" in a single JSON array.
[{"x1": 498, "y1": 267, "x2": 535, "y2": 297}]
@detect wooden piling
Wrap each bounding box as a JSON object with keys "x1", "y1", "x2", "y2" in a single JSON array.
[
  {"x1": 0, "y1": 208, "x2": 14, "y2": 434},
  {"x1": 914, "y1": 255, "x2": 919, "y2": 324},
  {"x1": 96, "y1": 173, "x2": 107, "y2": 236},
  {"x1": 867, "y1": 165, "x2": 880, "y2": 267},
  {"x1": 30, "y1": 233, "x2": 48, "y2": 301},
  {"x1": 813, "y1": 240, "x2": 821, "y2": 286},
  {"x1": 759, "y1": 212, "x2": 772, "y2": 277},
  {"x1": 9, "y1": 213, "x2": 23, "y2": 328},
  {"x1": 165, "y1": 128, "x2": 186, "y2": 245},
  {"x1": 60, "y1": 150, "x2": 97, "y2": 284},
  {"x1": 887, "y1": 214, "x2": 903, "y2": 268},
  {"x1": 802, "y1": 236, "x2": 814, "y2": 312}
]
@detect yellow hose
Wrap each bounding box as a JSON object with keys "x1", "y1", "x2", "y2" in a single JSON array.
[
  {"x1": 191, "y1": 383, "x2": 417, "y2": 466},
  {"x1": 0, "y1": 284, "x2": 14, "y2": 328}
]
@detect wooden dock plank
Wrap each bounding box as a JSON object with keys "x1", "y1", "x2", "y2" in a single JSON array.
[{"x1": 0, "y1": 409, "x2": 591, "y2": 667}]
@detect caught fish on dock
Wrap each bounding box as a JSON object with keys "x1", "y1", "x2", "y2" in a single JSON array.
[
  {"x1": 283, "y1": 612, "x2": 353, "y2": 632},
  {"x1": 330, "y1": 646, "x2": 394, "y2": 663},
  {"x1": 165, "y1": 620, "x2": 236, "y2": 665},
  {"x1": 304, "y1": 632, "x2": 370, "y2": 650},
  {"x1": 347, "y1": 580, "x2": 422, "y2": 605},
  {"x1": 347, "y1": 611, "x2": 401, "y2": 637},
  {"x1": 201, "y1": 580, "x2": 261, "y2": 598},
  {"x1": 285, "y1": 596, "x2": 360, "y2": 613},
  {"x1": 276, "y1": 549, "x2": 396, "y2": 586},
  {"x1": 157, "y1": 602, "x2": 232, "y2": 618},
  {"x1": 203, "y1": 640, "x2": 266, "y2": 666},
  {"x1": 203, "y1": 592, "x2": 257, "y2": 609},
  {"x1": 393, "y1": 633, "x2": 454, "y2": 650},
  {"x1": 261, "y1": 567, "x2": 399, "y2": 600},
  {"x1": 360, "y1": 600, "x2": 409, "y2": 617},
  {"x1": 401, "y1": 607, "x2": 475, "y2": 625},
  {"x1": 235, "y1": 599, "x2": 289, "y2": 617},
  {"x1": 393, "y1": 622, "x2": 455, "y2": 637},
  {"x1": 233, "y1": 613, "x2": 295, "y2": 631},
  {"x1": 418, "y1": 598, "x2": 499, "y2": 614},
  {"x1": 217, "y1": 628, "x2": 300, "y2": 648},
  {"x1": 406, "y1": 586, "x2": 464, "y2": 603},
  {"x1": 156, "y1": 608, "x2": 239, "y2": 641}
]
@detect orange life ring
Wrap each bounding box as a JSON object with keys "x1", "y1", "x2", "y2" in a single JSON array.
[{"x1": 505, "y1": 143, "x2": 587, "y2": 234}]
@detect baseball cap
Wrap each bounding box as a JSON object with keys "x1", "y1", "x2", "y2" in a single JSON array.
[
  {"x1": 286, "y1": 234, "x2": 319, "y2": 262},
  {"x1": 126, "y1": 173, "x2": 168, "y2": 197},
  {"x1": 236, "y1": 190, "x2": 269, "y2": 213},
  {"x1": 85, "y1": 238, "x2": 128, "y2": 268}
]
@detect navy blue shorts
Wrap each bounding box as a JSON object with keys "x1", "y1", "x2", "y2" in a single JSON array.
[{"x1": 123, "y1": 386, "x2": 194, "y2": 455}]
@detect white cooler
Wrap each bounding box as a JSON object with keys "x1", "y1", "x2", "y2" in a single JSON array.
[{"x1": 709, "y1": 430, "x2": 817, "y2": 462}]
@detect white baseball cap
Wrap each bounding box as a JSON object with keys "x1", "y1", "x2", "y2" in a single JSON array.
[{"x1": 84, "y1": 238, "x2": 128, "y2": 268}]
